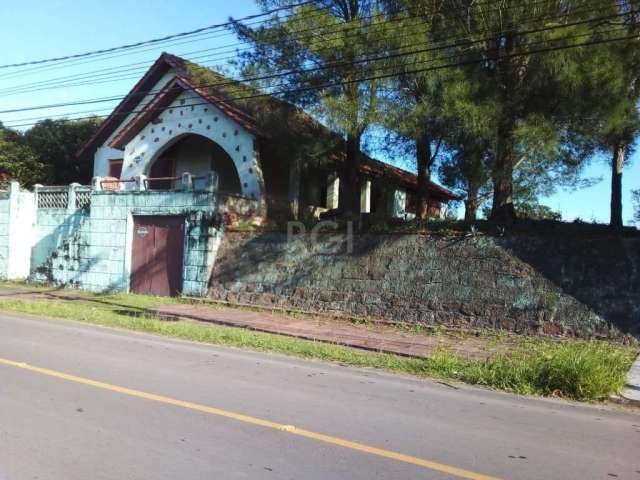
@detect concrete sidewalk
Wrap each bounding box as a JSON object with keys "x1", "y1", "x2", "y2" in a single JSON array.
[
  {"x1": 0, "y1": 284, "x2": 493, "y2": 360},
  {"x1": 152, "y1": 303, "x2": 493, "y2": 360},
  {"x1": 621, "y1": 354, "x2": 640, "y2": 404}
]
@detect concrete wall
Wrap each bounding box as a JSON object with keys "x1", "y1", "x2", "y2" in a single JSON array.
[
  {"x1": 0, "y1": 190, "x2": 10, "y2": 278},
  {"x1": 94, "y1": 146, "x2": 124, "y2": 178},
  {"x1": 209, "y1": 232, "x2": 640, "y2": 340},
  {"x1": 0, "y1": 183, "x2": 36, "y2": 280},
  {"x1": 0, "y1": 183, "x2": 219, "y2": 296},
  {"x1": 8, "y1": 187, "x2": 36, "y2": 279},
  {"x1": 31, "y1": 210, "x2": 88, "y2": 286},
  {"x1": 85, "y1": 190, "x2": 219, "y2": 295}
]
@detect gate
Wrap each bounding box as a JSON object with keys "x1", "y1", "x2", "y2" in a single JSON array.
[{"x1": 130, "y1": 216, "x2": 184, "y2": 296}]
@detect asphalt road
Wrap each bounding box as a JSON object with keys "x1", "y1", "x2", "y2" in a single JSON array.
[{"x1": 0, "y1": 311, "x2": 638, "y2": 480}]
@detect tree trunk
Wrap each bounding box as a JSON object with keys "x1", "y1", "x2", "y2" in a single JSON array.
[
  {"x1": 465, "y1": 180, "x2": 479, "y2": 223},
  {"x1": 610, "y1": 141, "x2": 625, "y2": 231},
  {"x1": 416, "y1": 128, "x2": 432, "y2": 221},
  {"x1": 491, "y1": 117, "x2": 516, "y2": 224},
  {"x1": 490, "y1": 32, "x2": 517, "y2": 225},
  {"x1": 342, "y1": 132, "x2": 362, "y2": 217}
]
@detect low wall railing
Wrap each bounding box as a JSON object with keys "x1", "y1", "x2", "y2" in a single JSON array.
[
  {"x1": 12, "y1": 171, "x2": 225, "y2": 215},
  {"x1": 92, "y1": 171, "x2": 218, "y2": 193},
  {"x1": 34, "y1": 183, "x2": 92, "y2": 211}
]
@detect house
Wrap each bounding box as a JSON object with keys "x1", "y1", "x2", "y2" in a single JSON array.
[
  {"x1": 78, "y1": 53, "x2": 457, "y2": 223},
  {"x1": 0, "y1": 53, "x2": 458, "y2": 299}
]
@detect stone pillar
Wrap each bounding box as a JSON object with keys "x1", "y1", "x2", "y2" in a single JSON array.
[
  {"x1": 326, "y1": 172, "x2": 340, "y2": 210},
  {"x1": 6, "y1": 181, "x2": 35, "y2": 280},
  {"x1": 68, "y1": 183, "x2": 80, "y2": 212},
  {"x1": 360, "y1": 179, "x2": 371, "y2": 214},
  {"x1": 33, "y1": 184, "x2": 42, "y2": 209},
  {"x1": 92, "y1": 177, "x2": 103, "y2": 191},
  {"x1": 288, "y1": 160, "x2": 301, "y2": 219},
  {"x1": 8, "y1": 181, "x2": 20, "y2": 204}
]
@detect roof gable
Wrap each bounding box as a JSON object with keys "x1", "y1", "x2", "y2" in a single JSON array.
[
  {"x1": 77, "y1": 53, "x2": 189, "y2": 160},
  {"x1": 109, "y1": 76, "x2": 260, "y2": 150},
  {"x1": 78, "y1": 53, "x2": 262, "y2": 159}
]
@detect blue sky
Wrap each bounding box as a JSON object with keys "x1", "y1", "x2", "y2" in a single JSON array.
[{"x1": 0, "y1": 0, "x2": 637, "y2": 225}]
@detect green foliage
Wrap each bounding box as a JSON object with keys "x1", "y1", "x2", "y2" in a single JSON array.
[
  {"x1": 515, "y1": 203, "x2": 562, "y2": 221},
  {"x1": 234, "y1": 1, "x2": 386, "y2": 138},
  {"x1": 23, "y1": 117, "x2": 102, "y2": 185},
  {"x1": 0, "y1": 127, "x2": 45, "y2": 187},
  {"x1": 229, "y1": 0, "x2": 639, "y2": 223},
  {"x1": 463, "y1": 340, "x2": 634, "y2": 400}
]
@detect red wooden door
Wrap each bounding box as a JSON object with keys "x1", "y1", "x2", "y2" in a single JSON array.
[{"x1": 130, "y1": 216, "x2": 184, "y2": 296}]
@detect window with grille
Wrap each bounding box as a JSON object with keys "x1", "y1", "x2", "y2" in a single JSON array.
[{"x1": 37, "y1": 190, "x2": 68, "y2": 209}]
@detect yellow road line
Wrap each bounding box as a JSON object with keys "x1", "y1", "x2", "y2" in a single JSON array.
[{"x1": 0, "y1": 356, "x2": 502, "y2": 480}]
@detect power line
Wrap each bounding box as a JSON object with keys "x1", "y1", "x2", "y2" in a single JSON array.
[
  {"x1": 0, "y1": 1, "x2": 316, "y2": 71},
  {"x1": 0, "y1": 0, "x2": 616, "y2": 102},
  {"x1": 1, "y1": 6, "x2": 632, "y2": 117},
  {"x1": 0, "y1": 0, "x2": 498, "y2": 88},
  {"x1": 3, "y1": 27, "x2": 634, "y2": 130},
  {"x1": 0, "y1": 0, "x2": 594, "y2": 85},
  {"x1": 2, "y1": 2, "x2": 386, "y2": 85}
]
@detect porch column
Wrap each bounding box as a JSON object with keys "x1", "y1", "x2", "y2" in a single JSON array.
[
  {"x1": 326, "y1": 172, "x2": 340, "y2": 210},
  {"x1": 360, "y1": 179, "x2": 371, "y2": 214},
  {"x1": 390, "y1": 188, "x2": 406, "y2": 218},
  {"x1": 181, "y1": 172, "x2": 194, "y2": 191},
  {"x1": 288, "y1": 160, "x2": 301, "y2": 220}
]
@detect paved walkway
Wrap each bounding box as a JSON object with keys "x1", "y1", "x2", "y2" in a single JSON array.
[
  {"x1": 0, "y1": 285, "x2": 493, "y2": 360},
  {"x1": 151, "y1": 303, "x2": 495, "y2": 360}
]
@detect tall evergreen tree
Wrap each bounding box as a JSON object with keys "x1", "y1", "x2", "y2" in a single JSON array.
[
  {"x1": 580, "y1": 2, "x2": 640, "y2": 230},
  {"x1": 378, "y1": 0, "x2": 457, "y2": 220},
  {"x1": 450, "y1": 0, "x2": 611, "y2": 223},
  {"x1": 233, "y1": 0, "x2": 387, "y2": 216},
  {"x1": 439, "y1": 135, "x2": 491, "y2": 222}
]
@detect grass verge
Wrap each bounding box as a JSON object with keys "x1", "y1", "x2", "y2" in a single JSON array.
[{"x1": 0, "y1": 292, "x2": 635, "y2": 402}]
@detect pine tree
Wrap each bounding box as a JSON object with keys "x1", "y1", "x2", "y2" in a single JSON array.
[
  {"x1": 581, "y1": 2, "x2": 640, "y2": 230},
  {"x1": 450, "y1": 0, "x2": 611, "y2": 223},
  {"x1": 233, "y1": 0, "x2": 387, "y2": 216},
  {"x1": 377, "y1": 0, "x2": 458, "y2": 220}
]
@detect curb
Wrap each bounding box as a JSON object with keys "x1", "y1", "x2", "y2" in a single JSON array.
[{"x1": 610, "y1": 394, "x2": 640, "y2": 407}]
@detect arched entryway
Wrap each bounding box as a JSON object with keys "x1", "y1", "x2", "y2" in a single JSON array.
[{"x1": 146, "y1": 134, "x2": 242, "y2": 193}]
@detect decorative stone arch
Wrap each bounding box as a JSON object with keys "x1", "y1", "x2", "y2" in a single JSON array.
[
  {"x1": 143, "y1": 133, "x2": 242, "y2": 193},
  {"x1": 120, "y1": 90, "x2": 265, "y2": 203}
]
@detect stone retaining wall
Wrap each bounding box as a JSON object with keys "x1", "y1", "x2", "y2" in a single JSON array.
[{"x1": 209, "y1": 231, "x2": 640, "y2": 340}]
